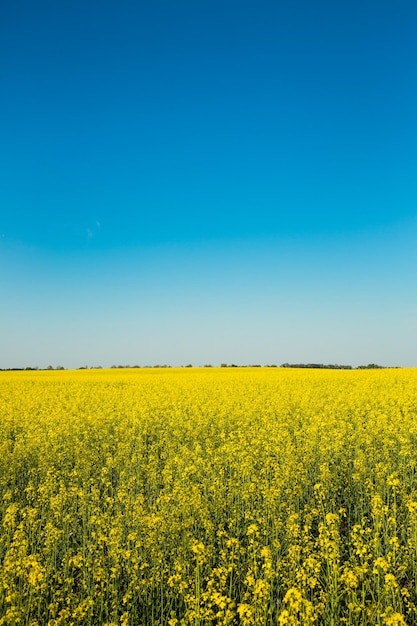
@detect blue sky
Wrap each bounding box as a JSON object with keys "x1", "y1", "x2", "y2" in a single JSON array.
[{"x1": 1, "y1": 0, "x2": 417, "y2": 368}]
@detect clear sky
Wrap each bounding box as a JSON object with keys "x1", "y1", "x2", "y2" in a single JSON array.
[{"x1": 1, "y1": 0, "x2": 417, "y2": 368}]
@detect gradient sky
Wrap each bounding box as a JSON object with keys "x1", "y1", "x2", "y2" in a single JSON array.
[{"x1": 1, "y1": 0, "x2": 417, "y2": 368}]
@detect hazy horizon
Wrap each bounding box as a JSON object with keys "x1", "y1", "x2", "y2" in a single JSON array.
[{"x1": 2, "y1": 0, "x2": 417, "y2": 369}]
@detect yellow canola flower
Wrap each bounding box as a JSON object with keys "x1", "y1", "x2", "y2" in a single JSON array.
[
  {"x1": 1, "y1": 367, "x2": 417, "y2": 625},
  {"x1": 381, "y1": 610, "x2": 408, "y2": 625}
]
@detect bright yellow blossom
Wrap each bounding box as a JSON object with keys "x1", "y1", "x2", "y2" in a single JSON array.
[{"x1": 1, "y1": 367, "x2": 417, "y2": 624}]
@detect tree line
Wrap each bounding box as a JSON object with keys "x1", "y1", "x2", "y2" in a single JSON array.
[{"x1": 0, "y1": 363, "x2": 397, "y2": 371}]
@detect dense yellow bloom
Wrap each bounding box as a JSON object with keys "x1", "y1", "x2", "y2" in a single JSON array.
[{"x1": 1, "y1": 367, "x2": 417, "y2": 624}]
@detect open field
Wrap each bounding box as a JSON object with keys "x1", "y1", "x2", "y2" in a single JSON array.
[{"x1": 1, "y1": 367, "x2": 417, "y2": 625}]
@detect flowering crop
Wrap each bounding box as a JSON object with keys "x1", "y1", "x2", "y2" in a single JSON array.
[{"x1": 1, "y1": 367, "x2": 417, "y2": 624}]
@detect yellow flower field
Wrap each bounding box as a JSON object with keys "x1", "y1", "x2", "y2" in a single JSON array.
[{"x1": 1, "y1": 367, "x2": 417, "y2": 625}]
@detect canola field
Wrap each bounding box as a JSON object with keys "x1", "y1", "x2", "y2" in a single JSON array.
[{"x1": 1, "y1": 367, "x2": 417, "y2": 626}]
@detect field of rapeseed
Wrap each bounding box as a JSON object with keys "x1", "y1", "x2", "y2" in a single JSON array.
[{"x1": 1, "y1": 367, "x2": 417, "y2": 625}]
